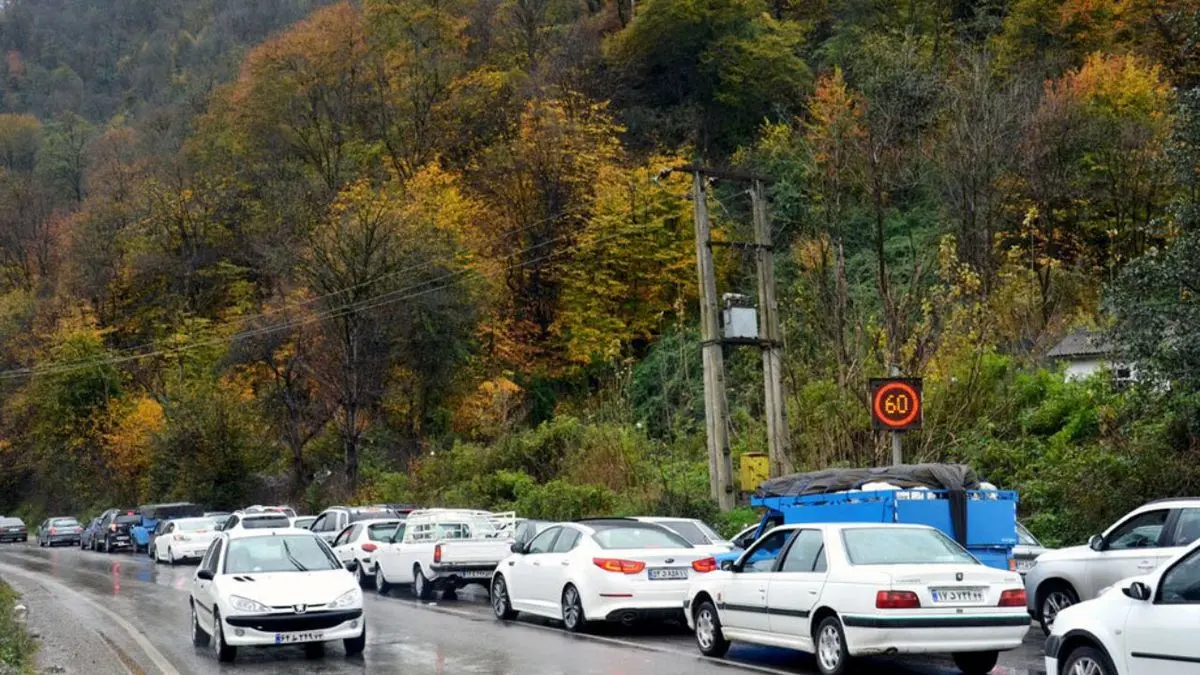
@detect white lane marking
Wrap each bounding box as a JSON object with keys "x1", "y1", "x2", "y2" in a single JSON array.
[
  {"x1": 0, "y1": 562, "x2": 182, "y2": 675},
  {"x1": 396, "y1": 598, "x2": 799, "y2": 675}
]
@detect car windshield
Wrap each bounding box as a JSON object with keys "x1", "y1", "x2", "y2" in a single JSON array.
[
  {"x1": 349, "y1": 510, "x2": 398, "y2": 523},
  {"x1": 1016, "y1": 523, "x2": 1041, "y2": 547},
  {"x1": 50, "y1": 518, "x2": 79, "y2": 527},
  {"x1": 842, "y1": 527, "x2": 977, "y2": 565},
  {"x1": 242, "y1": 515, "x2": 290, "y2": 529},
  {"x1": 223, "y1": 535, "x2": 341, "y2": 573},
  {"x1": 175, "y1": 518, "x2": 214, "y2": 532},
  {"x1": 592, "y1": 525, "x2": 692, "y2": 550},
  {"x1": 367, "y1": 523, "x2": 401, "y2": 541}
]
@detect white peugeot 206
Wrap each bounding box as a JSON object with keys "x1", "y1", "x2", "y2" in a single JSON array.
[
  {"x1": 684, "y1": 523, "x2": 1030, "y2": 675},
  {"x1": 188, "y1": 527, "x2": 366, "y2": 662}
]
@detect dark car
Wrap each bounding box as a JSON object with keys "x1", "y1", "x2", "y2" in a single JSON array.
[
  {"x1": 38, "y1": 517, "x2": 83, "y2": 547},
  {"x1": 94, "y1": 508, "x2": 139, "y2": 553},
  {"x1": 80, "y1": 517, "x2": 102, "y2": 550},
  {"x1": 0, "y1": 517, "x2": 27, "y2": 543}
]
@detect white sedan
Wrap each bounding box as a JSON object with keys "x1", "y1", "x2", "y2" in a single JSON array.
[
  {"x1": 633, "y1": 517, "x2": 733, "y2": 554},
  {"x1": 1046, "y1": 538, "x2": 1200, "y2": 675},
  {"x1": 684, "y1": 523, "x2": 1030, "y2": 675},
  {"x1": 153, "y1": 517, "x2": 219, "y2": 565},
  {"x1": 189, "y1": 527, "x2": 366, "y2": 663},
  {"x1": 330, "y1": 519, "x2": 403, "y2": 587},
  {"x1": 489, "y1": 518, "x2": 712, "y2": 631}
]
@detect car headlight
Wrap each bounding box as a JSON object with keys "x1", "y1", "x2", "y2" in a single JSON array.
[
  {"x1": 329, "y1": 589, "x2": 362, "y2": 609},
  {"x1": 228, "y1": 595, "x2": 272, "y2": 614}
]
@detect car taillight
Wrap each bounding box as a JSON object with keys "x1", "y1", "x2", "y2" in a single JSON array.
[
  {"x1": 876, "y1": 591, "x2": 921, "y2": 609},
  {"x1": 434, "y1": 544, "x2": 441, "y2": 563},
  {"x1": 593, "y1": 558, "x2": 647, "y2": 574},
  {"x1": 49, "y1": 528, "x2": 57, "y2": 535},
  {"x1": 109, "y1": 523, "x2": 117, "y2": 532},
  {"x1": 691, "y1": 557, "x2": 718, "y2": 573},
  {"x1": 362, "y1": 543, "x2": 378, "y2": 553},
  {"x1": 1008, "y1": 558, "x2": 1017, "y2": 572},
  {"x1": 998, "y1": 589, "x2": 1027, "y2": 607}
]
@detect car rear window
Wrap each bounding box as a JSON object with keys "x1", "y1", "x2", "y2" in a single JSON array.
[
  {"x1": 0, "y1": 518, "x2": 23, "y2": 527},
  {"x1": 367, "y1": 522, "x2": 401, "y2": 541},
  {"x1": 50, "y1": 518, "x2": 79, "y2": 527},
  {"x1": 243, "y1": 515, "x2": 290, "y2": 529},
  {"x1": 842, "y1": 527, "x2": 977, "y2": 565},
  {"x1": 116, "y1": 514, "x2": 140, "y2": 524},
  {"x1": 591, "y1": 525, "x2": 692, "y2": 550},
  {"x1": 349, "y1": 510, "x2": 398, "y2": 523},
  {"x1": 176, "y1": 519, "x2": 213, "y2": 532},
  {"x1": 658, "y1": 521, "x2": 712, "y2": 545}
]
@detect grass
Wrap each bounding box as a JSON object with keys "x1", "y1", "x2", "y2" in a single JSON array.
[{"x1": 0, "y1": 579, "x2": 36, "y2": 674}]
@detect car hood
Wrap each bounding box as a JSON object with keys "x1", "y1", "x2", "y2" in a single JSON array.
[
  {"x1": 1034, "y1": 544, "x2": 1092, "y2": 563},
  {"x1": 217, "y1": 570, "x2": 357, "y2": 608}
]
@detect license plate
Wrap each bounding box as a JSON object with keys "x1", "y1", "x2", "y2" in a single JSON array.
[
  {"x1": 1016, "y1": 559, "x2": 1035, "y2": 572},
  {"x1": 459, "y1": 570, "x2": 491, "y2": 578},
  {"x1": 275, "y1": 631, "x2": 323, "y2": 644},
  {"x1": 931, "y1": 588, "x2": 986, "y2": 603},
  {"x1": 647, "y1": 567, "x2": 689, "y2": 580}
]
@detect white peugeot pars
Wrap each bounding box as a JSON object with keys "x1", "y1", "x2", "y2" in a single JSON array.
[
  {"x1": 684, "y1": 523, "x2": 1030, "y2": 675},
  {"x1": 188, "y1": 527, "x2": 366, "y2": 663}
]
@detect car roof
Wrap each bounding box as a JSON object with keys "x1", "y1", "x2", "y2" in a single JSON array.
[{"x1": 1142, "y1": 497, "x2": 1200, "y2": 508}]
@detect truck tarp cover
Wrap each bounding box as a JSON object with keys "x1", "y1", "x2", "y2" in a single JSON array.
[{"x1": 755, "y1": 463, "x2": 980, "y2": 498}]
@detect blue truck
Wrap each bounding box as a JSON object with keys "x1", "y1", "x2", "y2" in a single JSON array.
[
  {"x1": 131, "y1": 502, "x2": 205, "y2": 553},
  {"x1": 717, "y1": 464, "x2": 1020, "y2": 572}
]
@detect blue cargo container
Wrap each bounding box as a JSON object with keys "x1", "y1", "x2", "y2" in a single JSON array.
[{"x1": 717, "y1": 488, "x2": 1019, "y2": 571}]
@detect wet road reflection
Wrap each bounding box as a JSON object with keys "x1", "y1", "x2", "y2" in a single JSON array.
[{"x1": 0, "y1": 543, "x2": 1047, "y2": 675}]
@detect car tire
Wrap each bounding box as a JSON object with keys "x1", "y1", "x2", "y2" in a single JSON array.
[
  {"x1": 191, "y1": 603, "x2": 210, "y2": 647},
  {"x1": 355, "y1": 563, "x2": 367, "y2": 588},
  {"x1": 1038, "y1": 583, "x2": 1079, "y2": 635},
  {"x1": 375, "y1": 566, "x2": 392, "y2": 595},
  {"x1": 343, "y1": 617, "x2": 366, "y2": 657},
  {"x1": 303, "y1": 641, "x2": 325, "y2": 659},
  {"x1": 561, "y1": 584, "x2": 588, "y2": 633},
  {"x1": 813, "y1": 616, "x2": 852, "y2": 675},
  {"x1": 211, "y1": 609, "x2": 237, "y2": 662},
  {"x1": 952, "y1": 650, "x2": 999, "y2": 675},
  {"x1": 169, "y1": 547, "x2": 178, "y2": 566},
  {"x1": 693, "y1": 599, "x2": 731, "y2": 658},
  {"x1": 491, "y1": 575, "x2": 517, "y2": 620},
  {"x1": 1062, "y1": 645, "x2": 1114, "y2": 675},
  {"x1": 413, "y1": 565, "x2": 433, "y2": 601}
]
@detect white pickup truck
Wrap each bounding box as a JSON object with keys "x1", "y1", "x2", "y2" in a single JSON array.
[{"x1": 373, "y1": 509, "x2": 516, "y2": 600}]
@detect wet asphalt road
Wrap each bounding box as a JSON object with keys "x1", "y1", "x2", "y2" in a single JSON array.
[{"x1": 0, "y1": 542, "x2": 1048, "y2": 675}]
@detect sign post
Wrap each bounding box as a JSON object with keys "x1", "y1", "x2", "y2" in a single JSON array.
[{"x1": 869, "y1": 377, "x2": 923, "y2": 465}]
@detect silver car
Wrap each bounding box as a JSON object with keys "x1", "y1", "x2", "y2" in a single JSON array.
[{"x1": 1013, "y1": 521, "x2": 1049, "y2": 576}]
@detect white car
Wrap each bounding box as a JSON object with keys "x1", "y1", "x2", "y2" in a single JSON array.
[
  {"x1": 1025, "y1": 497, "x2": 1200, "y2": 633},
  {"x1": 489, "y1": 518, "x2": 712, "y2": 631},
  {"x1": 153, "y1": 517, "x2": 219, "y2": 565},
  {"x1": 218, "y1": 512, "x2": 292, "y2": 532},
  {"x1": 1046, "y1": 538, "x2": 1200, "y2": 675},
  {"x1": 188, "y1": 527, "x2": 365, "y2": 663},
  {"x1": 684, "y1": 523, "x2": 1030, "y2": 675},
  {"x1": 374, "y1": 509, "x2": 514, "y2": 600},
  {"x1": 632, "y1": 517, "x2": 733, "y2": 554},
  {"x1": 331, "y1": 519, "x2": 404, "y2": 588},
  {"x1": 292, "y1": 516, "x2": 316, "y2": 530}
]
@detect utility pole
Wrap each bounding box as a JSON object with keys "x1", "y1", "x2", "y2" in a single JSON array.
[
  {"x1": 691, "y1": 171, "x2": 735, "y2": 512},
  {"x1": 751, "y1": 181, "x2": 792, "y2": 479},
  {"x1": 890, "y1": 363, "x2": 902, "y2": 465}
]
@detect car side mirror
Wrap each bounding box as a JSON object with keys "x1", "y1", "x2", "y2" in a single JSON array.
[
  {"x1": 719, "y1": 559, "x2": 734, "y2": 572},
  {"x1": 345, "y1": 560, "x2": 359, "y2": 573},
  {"x1": 197, "y1": 569, "x2": 214, "y2": 581},
  {"x1": 1122, "y1": 581, "x2": 1151, "y2": 601},
  {"x1": 1088, "y1": 534, "x2": 1105, "y2": 552},
  {"x1": 510, "y1": 542, "x2": 525, "y2": 554},
  {"x1": 729, "y1": 560, "x2": 743, "y2": 573}
]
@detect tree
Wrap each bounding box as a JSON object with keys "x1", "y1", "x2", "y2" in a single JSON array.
[{"x1": 37, "y1": 111, "x2": 94, "y2": 203}]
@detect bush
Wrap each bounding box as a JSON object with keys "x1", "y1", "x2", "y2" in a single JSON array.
[{"x1": 0, "y1": 580, "x2": 35, "y2": 673}]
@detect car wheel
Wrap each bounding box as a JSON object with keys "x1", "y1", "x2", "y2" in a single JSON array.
[
  {"x1": 814, "y1": 616, "x2": 852, "y2": 675},
  {"x1": 303, "y1": 641, "x2": 325, "y2": 659},
  {"x1": 693, "y1": 599, "x2": 731, "y2": 657},
  {"x1": 343, "y1": 617, "x2": 366, "y2": 657},
  {"x1": 191, "y1": 603, "x2": 210, "y2": 647},
  {"x1": 1038, "y1": 584, "x2": 1079, "y2": 635},
  {"x1": 169, "y1": 547, "x2": 178, "y2": 566},
  {"x1": 561, "y1": 584, "x2": 588, "y2": 633},
  {"x1": 1063, "y1": 645, "x2": 1114, "y2": 675},
  {"x1": 491, "y1": 575, "x2": 517, "y2": 620},
  {"x1": 375, "y1": 566, "x2": 392, "y2": 595},
  {"x1": 412, "y1": 565, "x2": 433, "y2": 601},
  {"x1": 952, "y1": 650, "x2": 999, "y2": 675},
  {"x1": 211, "y1": 609, "x2": 237, "y2": 662}
]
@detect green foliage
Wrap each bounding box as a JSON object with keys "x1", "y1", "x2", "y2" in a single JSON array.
[{"x1": 0, "y1": 580, "x2": 36, "y2": 674}]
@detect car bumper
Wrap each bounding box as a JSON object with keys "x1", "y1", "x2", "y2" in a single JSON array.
[
  {"x1": 170, "y1": 543, "x2": 211, "y2": 558},
  {"x1": 221, "y1": 610, "x2": 364, "y2": 646},
  {"x1": 46, "y1": 535, "x2": 81, "y2": 544},
  {"x1": 0, "y1": 535, "x2": 27, "y2": 542},
  {"x1": 842, "y1": 615, "x2": 1030, "y2": 656},
  {"x1": 586, "y1": 595, "x2": 689, "y2": 623},
  {"x1": 428, "y1": 564, "x2": 496, "y2": 584}
]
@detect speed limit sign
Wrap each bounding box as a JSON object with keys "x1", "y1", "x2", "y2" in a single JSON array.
[{"x1": 869, "y1": 378, "x2": 923, "y2": 431}]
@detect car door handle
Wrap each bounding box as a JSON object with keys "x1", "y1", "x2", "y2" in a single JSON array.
[
  {"x1": 508, "y1": 561, "x2": 515, "y2": 567},
  {"x1": 1138, "y1": 561, "x2": 1155, "y2": 570},
  {"x1": 533, "y1": 561, "x2": 541, "y2": 566},
  {"x1": 560, "y1": 561, "x2": 569, "y2": 566}
]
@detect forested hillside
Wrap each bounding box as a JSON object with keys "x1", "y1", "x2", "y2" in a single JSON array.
[{"x1": 1, "y1": 0, "x2": 1199, "y2": 544}]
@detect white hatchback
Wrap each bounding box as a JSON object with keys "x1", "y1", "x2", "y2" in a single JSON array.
[
  {"x1": 684, "y1": 523, "x2": 1030, "y2": 675},
  {"x1": 490, "y1": 518, "x2": 713, "y2": 631},
  {"x1": 189, "y1": 528, "x2": 366, "y2": 662},
  {"x1": 153, "y1": 517, "x2": 219, "y2": 565}
]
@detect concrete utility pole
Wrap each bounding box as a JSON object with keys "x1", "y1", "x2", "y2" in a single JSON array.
[
  {"x1": 751, "y1": 181, "x2": 792, "y2": 479},
  {"x1": 691, "y1": 171, "x2": 735, "y2": 512},
  {"x1": 890, "y1": 363, "x2": 902, "y2": 465}
]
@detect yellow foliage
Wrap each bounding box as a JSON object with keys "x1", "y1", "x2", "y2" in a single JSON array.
[
  {"x1": 451, "y1": 376, "x2": 524, "y2": 441},
  {"x1": 102, "y1": 396, "x2": 165, "y2": 503}
]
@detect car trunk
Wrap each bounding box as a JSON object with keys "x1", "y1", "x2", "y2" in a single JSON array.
[{"x1": 882, "y1": 564, "x2": 1021, "y2": 613}]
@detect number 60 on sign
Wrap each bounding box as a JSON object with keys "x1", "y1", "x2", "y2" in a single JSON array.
[{"x1": 869, "y1": 378, "x2": 923, "y2": 431}]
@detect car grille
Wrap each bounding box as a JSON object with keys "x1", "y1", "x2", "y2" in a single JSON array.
[{"x1": 224, "y1": 609, "x2": 361, "y2": 632}]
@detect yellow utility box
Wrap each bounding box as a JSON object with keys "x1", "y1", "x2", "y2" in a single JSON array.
[{"x1": 739, "y1": 452, "x2": 768, "y2": 492}]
